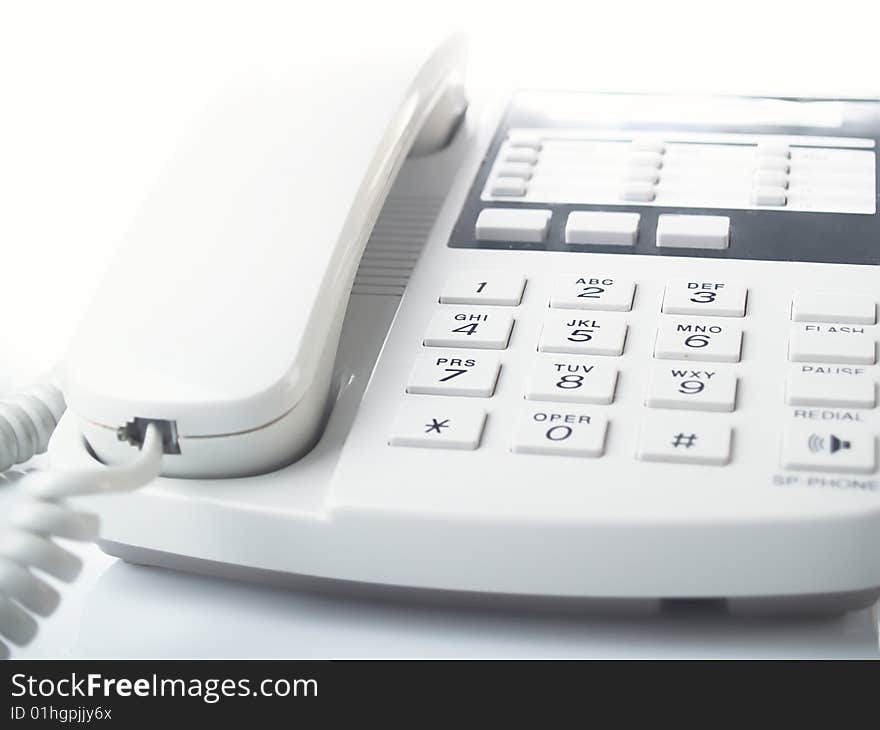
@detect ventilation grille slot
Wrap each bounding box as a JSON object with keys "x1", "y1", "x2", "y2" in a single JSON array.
[{"x1": 352, "y1": 194, "x2": 444, "y2": 297}]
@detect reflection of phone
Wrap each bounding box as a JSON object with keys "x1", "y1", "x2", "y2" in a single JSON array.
[{"x1": 51, "y1": 34, "x2": 880, "y2": 615}]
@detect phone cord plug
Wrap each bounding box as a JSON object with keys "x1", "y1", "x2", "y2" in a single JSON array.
[
  {"x1": 0, "y1": 422, "x2": 164, "y2": 658},
  {"x1": 0, "y1": 384, "x2": 67, "y2": 472}
]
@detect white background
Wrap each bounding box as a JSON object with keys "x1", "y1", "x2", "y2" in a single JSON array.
[{"x1": 1, "y1": 0, "x2": 879, "y2": 657}]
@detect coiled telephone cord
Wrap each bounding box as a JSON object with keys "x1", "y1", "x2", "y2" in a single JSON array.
[{"x1": 0, "y1": 385, "x2": 163, "y2": 658}]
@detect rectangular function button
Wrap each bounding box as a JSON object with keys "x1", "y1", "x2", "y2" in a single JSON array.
[
  {"x1": 564, "y1": 211, "x2": 640, "y2": 246},
  {"x1": 756, "y1": 142, "x2": 791, "y2": 158},
  {"x1": 475, "y1": 207, "x2": 551, "y2": 243},
  {"x1": 662, "y1": 280, "x2": 747, "y2": 317},
  {"x1": 751, "y1": 186, "x2": 787, "y2": 206},
  {"x1": 788, "y1": 327, "x2": 875, "y2": 365},
  {"x1": 389, "y1": 401, "x2": 486, "y2": 450},
  {"x1": 621, "y1": 182, "x2": 656, "y2": 202},
  {"x1": 756, "y1": 156, "x2": 790, "y2": 173},
  {"x1": 786, "y1": 369, "x2": 875, "y2": 408},
  {"x1": 423, "y1": 309, "x2": 514, "y2": 350},
  {"x1": 495, "y1": 162, "x2": 534, "y2": 179},
  {"x1": 501, "y1": 147, "x2": 540, "y2": 164},
  {"x1": 490, "y1": 177, "x2": 527, "y2": 196},
  {"x1": 539, "y1": 314, "x2": 628, "y2": 356},
  {"x1": 525, "y1": 356, "x2": 618, "y2": 404},
  {"x1": 646, "y1": 364, "x2": 737, "y2": 412},
  {"x1": 791, "y1": 292, "x2": 877, "y2": 325},
  {"x1": 512, "y1": 408, "x2": 608, "y2": 457},
  {"x1": 655, "y1": 321, "x2": 742, "y2": 363},
  {"x1": 637, "y1": 414, "x2": 732, "y2": 465},
  {"x1": 781, "y1": 422, "x2": 876, "y2": 474},
  {"x1": 656, "y1": 214, "x2": 730, "y2": 250},
  {"x1": 549, "y1": 275, "x2": 635, "y2": 312},
  {"x1": 439, "y1": 271, "x2": 526, "y2": 306},
  {"x1": 407, "y1": 352, "x2": 501, "y2": 398}
]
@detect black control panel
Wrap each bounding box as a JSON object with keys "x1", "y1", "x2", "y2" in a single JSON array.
[{"x1": 448, "y1": 92, "x2": 880, "y2": 266}]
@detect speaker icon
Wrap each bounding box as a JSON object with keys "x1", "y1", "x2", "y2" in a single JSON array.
[{"x1": 808, "y1": 433, "x2": 851, "y2": 454}]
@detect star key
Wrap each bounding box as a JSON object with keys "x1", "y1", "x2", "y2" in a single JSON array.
[{"x1": 389, "y1": 401, "x2": 487, "y2": 451}]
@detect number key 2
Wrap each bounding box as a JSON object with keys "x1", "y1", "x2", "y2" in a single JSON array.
[{"x1": 550, "y1": 275, "x2": 635, "y2": 312}]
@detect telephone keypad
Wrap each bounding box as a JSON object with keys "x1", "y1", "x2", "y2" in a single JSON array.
[
  {"x1": 423, "y1": 309, "x2": 514, "y2": 350},
  {"x1": 662, "y1": 280, "x2": 747, "y2": 318},
  {"x1": 646, "y1": 364, "x2": 737, "y2": 412},
  {"x1": 512, "y1": 408, "x2": 608, "y2": 458},
  {"x1": 391, "y1": 272, "x2": 880, "y2": 473},
  {"x1": 406, "y1": 353, "x2": 501, "y2": 398},
  {"x1": 539, "y1": 314, "x2": 628, "y2": 356},
  {"x1": 549, "y1": 275, "x2": 635, "y2": 312},
  {"x1": 654, "y1": 320, "x2": 743, "y2": 362},
  {"x1": 525, "y1": 357, "x2": 618, "y2": 405},
  {"x1": 439, "y1": 271, "x2": 526, "y2": 306},
  {"x1": 388, "y1": 401, "x2": 486, "y2": 451}
]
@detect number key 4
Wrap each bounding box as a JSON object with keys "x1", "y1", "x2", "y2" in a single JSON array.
[{"x1": 424, "y1": 308, "x2": 514, "y2": 350}]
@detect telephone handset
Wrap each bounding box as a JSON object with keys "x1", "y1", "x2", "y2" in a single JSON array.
[{"x1": 61, "y1": 32, "x2": 467, "y2": 477}]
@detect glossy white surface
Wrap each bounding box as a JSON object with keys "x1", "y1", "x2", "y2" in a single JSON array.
[{"x1": 6, "y1": 536, "x2": 879, "y2": 659}]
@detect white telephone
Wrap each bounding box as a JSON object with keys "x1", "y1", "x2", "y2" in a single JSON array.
[{"x1": 3, "y1": 31, "x2": 880, "y2": 655}]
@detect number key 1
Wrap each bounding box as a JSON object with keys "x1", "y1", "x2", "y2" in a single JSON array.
[{"x1": 439, "y1": 271, "x2": 526, "y2": 306}]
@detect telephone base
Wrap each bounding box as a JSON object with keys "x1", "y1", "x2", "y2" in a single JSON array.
[
  {"x1": 103, "y1": 540, "x2": 880, "y2": 618},
  {"x1": 52, "y1": 92, "x2": 880, "y2": 616}
]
